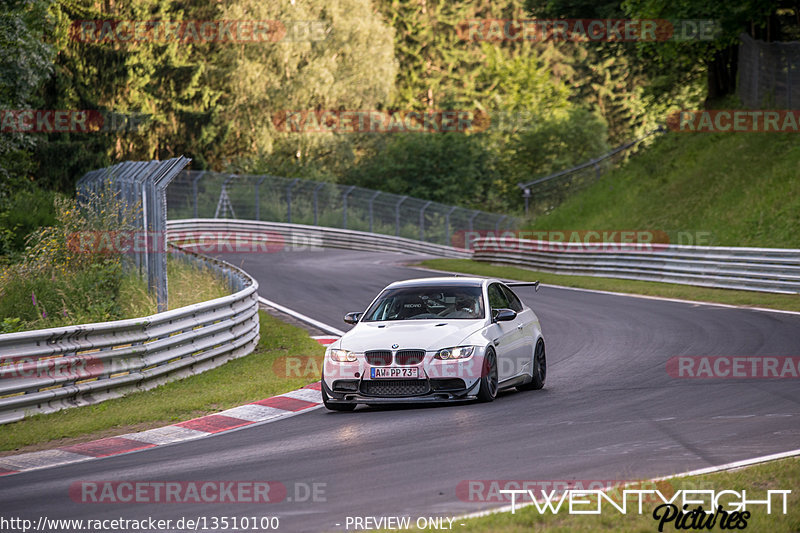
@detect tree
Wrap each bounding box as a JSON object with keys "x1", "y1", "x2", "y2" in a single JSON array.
[
  {"x1": 212, "y1": 0, "x2": 398, "y2": 172},
  {"x1": 621, "y1": 0, "x2": 781, "y2": 104},
  {"x1": 0, "y1": 0, "x2": 55, "y2": 191},
  {"x1": 345, "y1": 133, "x2": 495, "y2": 209}
]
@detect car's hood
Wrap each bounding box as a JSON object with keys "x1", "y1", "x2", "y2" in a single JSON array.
[{"x1": 339, "y1": 320, "x2": 486, "y2": 352}]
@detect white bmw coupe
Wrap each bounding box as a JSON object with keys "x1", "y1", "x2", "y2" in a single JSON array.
[{"x1": 321, "y1": 277, "x2": 546, "y2": 411}]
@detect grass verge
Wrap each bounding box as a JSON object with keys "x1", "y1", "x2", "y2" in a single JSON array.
[
  {"x1": 0, "y1": 311, "x2": 323, "y2": 454},
  {"x1": 429, "y1": 457, "x2": 799, "y2": 532},
  {"x1": 419, "y1": 259, "x2": 800, "y2": 312},
  {"x1": 118, "y1": 256, "x2": 231, "y2": 318},
  {"x1": 525, "y1": 130, "x2": 800, "y2": 248}
]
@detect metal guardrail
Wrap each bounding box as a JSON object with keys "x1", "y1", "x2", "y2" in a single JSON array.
[
  {"x1": 0, "y1": 246, "x2": 259, "y2": 425},
  {"x1": 166, "y1": 219, "x2": 472, "y2": 259},
  {"x1": 471, "y1": 237, "x2": 800, "y2": 294}
]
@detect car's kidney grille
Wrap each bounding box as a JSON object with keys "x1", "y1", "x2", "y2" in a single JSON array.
[
  {"x1": 365, "y1": 350, "x2": 392, "y2": 366},
  {"x1": 360, "y1": 380, "x2": 430, "y2": 396},
  {"x1": 394, "y1": 350, "x2": 425, "y2": 365}
]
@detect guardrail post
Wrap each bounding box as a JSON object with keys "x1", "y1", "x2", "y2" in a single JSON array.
[
  {"x1": 342, "y1": 185, "x2": 356, "y2": 229},
  {"x1": 286, "y1": 178, "x2": 299, "y2": 223},
  {"x1": 395, "y1": 196, "x2": 408, "y2": 237},
  {"x1": 419, "y1": 200, "x2": 432, "y2": 242}
]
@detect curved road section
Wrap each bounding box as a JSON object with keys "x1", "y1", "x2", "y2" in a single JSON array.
[{"x1": 1, "y1": 249, "x2": 799, "y2": 532}]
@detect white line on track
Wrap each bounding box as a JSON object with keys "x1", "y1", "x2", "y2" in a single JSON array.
[
  {"x1": 453, "y1": 448, "x2": 800, "y2": 522},
  {"x1": 258, "y1": 296, "x2": 346, "y2": 336}
]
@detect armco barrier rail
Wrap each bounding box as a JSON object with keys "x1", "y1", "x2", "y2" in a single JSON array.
[
  {"x1": 471, "y1": 237, "x2": 800, "y2": 294},
  {"x1": 0, "y1": 246, "x2": 259, "y2": 425},
  {"x1": 166, "y1": 219, "x2": 472, "y2": 258}
]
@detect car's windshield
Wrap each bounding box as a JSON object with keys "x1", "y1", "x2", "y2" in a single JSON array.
[{"x1": 362, "y1": 286, "x2": 485, "y2": 321}]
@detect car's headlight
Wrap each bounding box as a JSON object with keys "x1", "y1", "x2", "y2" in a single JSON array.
[
  {"x1": 434, "y1": 346, "x2": 475, "y2": 360},
  {"x1": 329, "y1": 348, "x2": 357, "y2": 362}
]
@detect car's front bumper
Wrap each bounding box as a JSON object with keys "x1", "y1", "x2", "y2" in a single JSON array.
[{"x1": 322, "y1": 375, "x2": 481, "y2": 404}]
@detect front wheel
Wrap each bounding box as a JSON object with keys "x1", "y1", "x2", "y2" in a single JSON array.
[
  {"x1": 518, "y1": 339, "x2": 546, "y2": 391},
  {"x1": 477, "y1": 348, "x2": 498, "y2": 402}
]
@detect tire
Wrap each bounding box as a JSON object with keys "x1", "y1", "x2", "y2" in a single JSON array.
[
  {"x1": 321, "y1": 378, "x2": 357, "y2": 412},
  {"x1": 518, "y1": 339, "x2": 546, "y2": 391},
  {"x1": 477, "y1": 348, "x2": 498, "y2": 402}
]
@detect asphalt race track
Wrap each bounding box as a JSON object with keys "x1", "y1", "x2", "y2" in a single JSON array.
[{"x1": 2, "y1": 249, "x2": 799, "y2": 532}]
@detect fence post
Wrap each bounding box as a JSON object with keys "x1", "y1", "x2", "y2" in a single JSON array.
[
  {"x1": 192, "y1": 171, "x2": 205, "y2": 219},
  {"x1": 368, "y1": 191, "x2": 381, "y2": 233},
  {"x1": 419, "y1": 201, "x2": 432, "y2": 242},
  {"x1": 151, "y1": 158, "x2": 190, "y2": 312},
  {"x1": 753, "y1": 39, "x2": 760, "y2": 106},
  {"x1": 523, "y1": 188, "x2": 530, "y2": 215},
  {"x1": 255, "y1": 176, "x2": 266, "y2": 221},
  {"x1": 141, "y1": 178, "x2": 150, "y2": 292},
  {"x1": 286, "y1": 178, "x2": 299, "y2": 223},
  {"x1": 342, "y1": 185, "x2": 356, "y2": 229},
  {"x1": 313, "y1": 182, "x2": 324, "y2": 226},
  {"x1": 395, "y1": 196, "x2": 408, "y2": 236},
  {"x1": 445, "y1": 206, "x2": 457, "y2": 246},
  {"x1": 468, "y1": 210, "x2": 479, "y2": 233},
  {"x1": 787, "y1": 51, "x2": 793, "y2": 108}
]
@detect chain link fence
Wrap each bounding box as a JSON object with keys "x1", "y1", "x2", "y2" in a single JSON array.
[
  {"x1": 166, "y1": 171, "x2": 516, "y2": 248},
  {"x1": 738, "y1": 33, "x2": 800, "y2": 108},
  {"x1": 517, "y1": 128, "x2": 665, "y2": 217},
  {"x1": 76, "y1": 157, "x2": 191, "y2": 311}
]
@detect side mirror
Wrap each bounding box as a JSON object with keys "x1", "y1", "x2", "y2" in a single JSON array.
[
  {"x1": 343, "y1": 312, "x2": 363, "y2": 325},
  {"x1": 493, "y1": 308, "x2": 517, "y2": 323}
]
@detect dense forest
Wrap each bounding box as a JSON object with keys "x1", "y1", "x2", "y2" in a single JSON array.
[{"x1": 1, "y1": 0, "x2": 796, "y2": 253}]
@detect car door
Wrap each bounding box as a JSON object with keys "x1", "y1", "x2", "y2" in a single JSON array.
[
  {"x1": 500, "y1": 284, "x2": 536, "y2": 377},
  {"x1": 487, "y1": 283, "x2": 525, "y2": 381}
]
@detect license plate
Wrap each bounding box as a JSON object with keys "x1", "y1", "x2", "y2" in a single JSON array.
[{"x1": 370, "y1": 367, "x2": 419, "y2": 379}]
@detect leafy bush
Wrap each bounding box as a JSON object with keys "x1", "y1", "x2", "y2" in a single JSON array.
[
  {"x1": 0, "y1": 186, "x2": 137, "y2": 329},
  {"x1": 345, "y1": 133, "x2": 496, "y2": 209},
  {"x1": 0, "y1": 186, "x2": 57, "y2": 254}
]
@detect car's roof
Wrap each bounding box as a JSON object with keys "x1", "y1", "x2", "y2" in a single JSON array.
[{"x1": 384, "y1": 276, "x2": 489, "y2": 289}]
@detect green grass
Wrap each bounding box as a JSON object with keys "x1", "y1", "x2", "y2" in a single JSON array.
[
  {"x1": 526, "y1": 131, "x2": 800, "y2": 248},
  {"x1": 424, "y1": 457, "x2": 800, "y2": 532},
  {"x1": 0, "y1": 311, "x2": 323, "y2": 453},
  {"x1": 1, "y1": 256, "x2": 231, "y2": 333},
  {"x1": 118, "y1": 257, "x2": 230, "y2": 317},
  {"x1": 420, "y1": 259, "x2": 800, "y2": 312}
]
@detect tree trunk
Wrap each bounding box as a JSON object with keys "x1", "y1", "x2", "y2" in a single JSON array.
[{"x1": 705, "y1": 44, "x2": 739, "y2": 107}]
